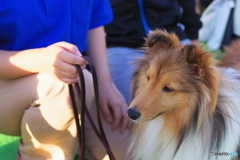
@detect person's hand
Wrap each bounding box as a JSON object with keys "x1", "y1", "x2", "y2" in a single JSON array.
[
  {"x1": 39, "y1": 42, "x2": 87, "y2": 84},
  {"x1": 98, "y1": 82, "x2": 130, "y2": 133}
]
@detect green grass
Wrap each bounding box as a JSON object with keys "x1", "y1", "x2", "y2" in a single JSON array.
[
  {"x1": 199, "y1": 42, "x2": 223, "y2": 60},
  {"x1": 0, "y1": 133, "x2": 82, "y2": 160},
  {"x1": 0, "y1": 134, "x2": 20, "y2": 160}
]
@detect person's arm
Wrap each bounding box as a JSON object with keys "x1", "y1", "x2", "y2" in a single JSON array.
[
  {"x1": 86, "y1": 26, "x2": 129, "y2": 133},
  {"x1": 0, "y1": 42, "x2": 87, "y2": 84}
]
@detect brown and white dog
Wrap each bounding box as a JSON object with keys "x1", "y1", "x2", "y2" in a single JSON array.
[{"x1": 127, "y1": 30, "x2": 240, "y2": 160}]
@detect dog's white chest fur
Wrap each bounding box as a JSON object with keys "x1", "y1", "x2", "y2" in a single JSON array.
[
  {"x1": 129, "y1": 118, "x2": 240, "y2": 160},
  {"x1": 129, "y1": 119, "x2": 205, "y2": 160}
]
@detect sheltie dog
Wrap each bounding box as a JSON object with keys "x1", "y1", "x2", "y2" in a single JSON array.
[{"x1": 127, "y1": 30, "x2": 240, "y2": 160}]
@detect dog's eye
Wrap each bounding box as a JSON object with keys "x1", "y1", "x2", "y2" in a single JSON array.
[
  {"x1": 146, "y1": 75, "x2": 150, "y2": 81},
  {"x1": 163, "y1": 86, "x2": 173, "y2": 92}
]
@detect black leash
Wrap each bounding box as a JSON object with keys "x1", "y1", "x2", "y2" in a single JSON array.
[{"x1": 68, "y1": 56, "x2": 116, "y2": 160}]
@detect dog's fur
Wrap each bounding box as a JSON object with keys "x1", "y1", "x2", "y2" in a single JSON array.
[
  {"x1": 127, "y1": 30, "x2": 240, "y2": 160},
  {"x1": 219, "y1": 39, "x2": 240, "y2": 71}
]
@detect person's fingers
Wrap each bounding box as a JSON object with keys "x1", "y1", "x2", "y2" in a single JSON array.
[
  {"x1": 54, "y1": 42, "x2": 87, "y2": 67},
  {"x1": 100, "y1": 102, "x2": 113, "y2": 123},
  {"x1": 120, "y1": 109, "x2": 129, "y2": 133},
  {"x1": 54, "y1": 69, "x2": 78, "y2": 79},
  {"x1": 53, "y1": 58, "x2": 78, "y2": 74},
  {"x1": 56, "y1": 41, "x2": 82, "y2": 56},
  {"x1": 111, "y1": 105, "x2": 122, "y2": 131},
  {"x1": 57, "y1": 50, "x2": 87, "y2": 66},
  {"x1": 61, "y1": 77, "x2": 79, "y2": 84},
  {"x1": 40, "y1": 42, "x2": 87, "y2": 84}
]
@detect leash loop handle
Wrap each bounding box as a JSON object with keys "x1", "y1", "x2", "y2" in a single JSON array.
[{"x1": 68, "y1": 56, "x2": 116, "y2": 160}]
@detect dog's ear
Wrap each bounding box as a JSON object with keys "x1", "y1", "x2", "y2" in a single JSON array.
[
  {"x1": 182, "y1": 44, "x2": 219, "y2": 112},
  {"x1": 145, "y1": 29, "x2": 181, "y2": 51},
  {"x1": 181, "y1": 44, "x2": 205, "y2": 76}
]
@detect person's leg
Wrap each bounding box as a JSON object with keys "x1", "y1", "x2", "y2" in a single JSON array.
[
  {"x1": 84, "y1": 102, "x2": 130, "y2": 160},
  {"x1": 107, "y1": 47, "x2": 144, "y2": 104},
  {"x1": 0, "y1": 70, "x2": 94, "y2": 160}
]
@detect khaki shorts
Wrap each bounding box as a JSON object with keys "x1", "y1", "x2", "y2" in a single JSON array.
[{"x1": 0, "y1": 70, "x2": 129, "y2": 160}]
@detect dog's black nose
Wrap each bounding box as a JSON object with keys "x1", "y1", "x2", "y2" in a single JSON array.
[{"x1": 127, "y1": 108, "x2": 141, "y2": 120}]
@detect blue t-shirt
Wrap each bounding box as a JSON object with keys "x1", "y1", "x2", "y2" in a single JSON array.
[{"x1": 0, "y1": 0, "x2": 113, "y2": 52}]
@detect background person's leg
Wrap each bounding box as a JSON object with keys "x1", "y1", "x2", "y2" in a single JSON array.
[{"x1": 107, "y1": 47, "x2": 144, "y2": 104}]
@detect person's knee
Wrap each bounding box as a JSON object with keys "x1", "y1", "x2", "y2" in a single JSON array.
[
  {"x1": 33, "y1": 72, "x2": 68, "y2": 103},
  {"x1": 19, "y1": 70, "x2": 95, "y2": 158},
  {"x1": 34, "y1": 70, "x2": 93, "y2": 100}
]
